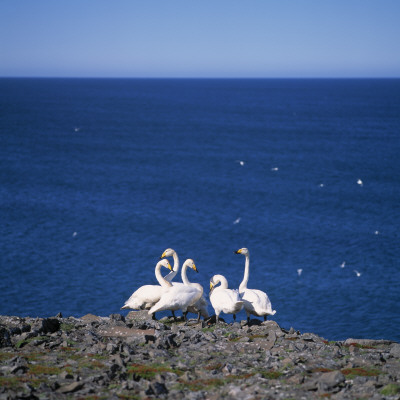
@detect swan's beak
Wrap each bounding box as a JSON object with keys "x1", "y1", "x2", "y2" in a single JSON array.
[
  {"x1": 235, "y1": 249, "x2": 242, "y2": 254},
  {"x1": 166, "y1": 261, "x2": 172, "y2": 271},
  {"x1": 160, "y1": 251, "x2": 167, "y2": 259},
  {"x1": 192, "y1": 263, "x2": 198, "y2": 273},
  {"x1": 209, "y1": 282, "x2": 214, "y2": 290}
]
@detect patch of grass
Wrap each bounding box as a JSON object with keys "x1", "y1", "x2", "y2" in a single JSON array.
[
  {"x1": 15, "y1": 335, "x2": 50, "y2": 349},
  {"x1": 228, "y1": 336, "x2": 242, "y2": 342},
  {"x1": 0, "y1": 375, "x2": 46, "y2": 390},
  {"x1": 127, "y1": 363, "x2": 183, "y2": 380},
  {"x1": 204, "y1": 363, "x2": 223, "y2": 370},
  {"x1": 79, "y1": 359, "x2": 106, "y2": 370},
  {"x1": 341, "y1": 367, "x2": 380, "y2": 379},
  {"x1": 202, "y1": 326, "x2": 216, "y2": 333},
  {"x1": 0, "y1": 352, "x2": 14, "y2": 362},
  {"x1": 258, "y1": 370, "x2": 283, "y2": 379},
  {"x1": 28, "y1": 364, "x2": 62, "y2": 375},
  {"x1": 312, "y1": 368, "x2": 334, "y2": 373},
  {"x1": 380, "y1": 384, "x2": 400, "y2": 396},
  {"x1": 60, "y1": 323, "x2": 75, "y2": 332}
]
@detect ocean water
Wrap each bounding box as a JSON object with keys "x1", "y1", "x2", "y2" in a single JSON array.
[{"x1": 1, "y1": 78, "x2": 399, "y2": 341}]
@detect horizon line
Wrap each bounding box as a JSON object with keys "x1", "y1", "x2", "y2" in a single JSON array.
[{"x1": 1, "y1": 75, "x2": 400, "y2": 80}]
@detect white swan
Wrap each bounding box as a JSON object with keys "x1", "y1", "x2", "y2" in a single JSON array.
[
  {"x1": 121, "y1": 259, "x2": 173, "y2": 319},
  {"x1": 209, "y1": 274, "x2": 244, "y2": 323},
  {"x1": 235, "y1": 248, "x2": 276, "y2": 322},
  {"x1": 149, "y1": 259, "x2": 203, "y2": 320},
  {"x1": 171, "y1": 259, "x2": 209, "y2": 321}
]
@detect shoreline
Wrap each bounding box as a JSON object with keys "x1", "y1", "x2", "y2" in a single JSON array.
[{"x1": 1, "y1": 312, "x2": 399, "y2": 399}]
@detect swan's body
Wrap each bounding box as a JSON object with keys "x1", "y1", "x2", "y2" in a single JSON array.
[
  {"x1": 121, "y1": 259, "x2": 172, "y2": 316},
  {"x1": 170, "y1": 259, "x2": 209, "y2": 321},
  {"x1": 149, "y1": 259, "x2": 203, "y2": 319},
  {"x1": 235, "y1": 248, "x2": 276, "y2": 322},
  {"x1": 209, "y1": 274, "x2": 244, "y2": 322}
]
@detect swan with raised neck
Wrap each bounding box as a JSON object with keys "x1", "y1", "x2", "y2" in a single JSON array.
[{"x1": 235, "y1": 247, "x2": 276, "y2": 322}]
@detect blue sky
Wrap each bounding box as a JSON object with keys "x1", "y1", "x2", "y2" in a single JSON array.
[{"x1": 1, "y1": 0, "x2": 399, "y2": 78}]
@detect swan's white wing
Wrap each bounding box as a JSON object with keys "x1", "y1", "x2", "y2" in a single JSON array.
[
  {"x1": 241, "y1": 288, "x2": 276, "y2": 315},
  {"x1": 210, "y1": 288, "x2": 244, "y2": 315},
  {"x1": 121, "y1": 285, "x2": 162, "y2": 310}
]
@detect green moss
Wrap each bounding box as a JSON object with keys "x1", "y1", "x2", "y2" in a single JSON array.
[
  {"x1": 79, "y1": 359, "x2": 106, "y2": 370},
  {"x1": 0, "y1": 375, "x2": 45, "y2": 390},
  {"x1": 380, "y1": 384, "x2": 400, "y2": 396},
  {"x1": 15, "y1": 336, "x2": 49, "y2": 349},
  {"x1": 341, "y1": 367, "x2": 380, "y2": 379},
  {"x1": 258, "y1": 370, "x2": 283, "y2": 379},
  {"x1": 60, "y1": 323, "x2": 75, "y2": 332}
]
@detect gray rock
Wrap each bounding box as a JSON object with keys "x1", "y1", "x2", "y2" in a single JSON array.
[
  {"x1": 390, "y1": 343, "x2": 400, "y2": 358},
  {"x1": 58, "y1": 381, "x2": 84, "y2": 394},
  {"x1": 317, "y1": 371, "x2": 345, "y2": 393}
]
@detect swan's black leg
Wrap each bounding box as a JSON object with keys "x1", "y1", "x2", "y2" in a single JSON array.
[
  {"x1": 197, "y1": 312, "x2": 201, "y2": 322},
  {"x1": 183, "y1": 311, "x2": 188, "y2": 321},
  {"x1": 264, "y1": 315, "x2": 267, "y2": 321},
  {"x1": 247, "y1": 316, "x2": 250, "y2": 323},
  {"x1": 233, "y1": 314, "x2": 236, "y2": 321},
  {"x1": 152, "y1": 313, "x2": 156, "y2": 321},
  {"x1": 171, "y1": 310, "x2": 177, "y2": 321}
]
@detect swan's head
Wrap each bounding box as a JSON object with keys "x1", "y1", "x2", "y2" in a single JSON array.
[
  {"x1": 158, "y1": 259, "x2": 172, "y2": 271},
  {"x1": 235, "y1": 248, "x2": 249, "y2": 255},
  {"x1": 183, "y1": 258, "x2": 198, "y2": 273},
  {"x1": 209, "y1": 274, "x2": 222, "y2": 292},
  {"x1": 160, "y1": 248, "x2": 175, "y2": 259}
]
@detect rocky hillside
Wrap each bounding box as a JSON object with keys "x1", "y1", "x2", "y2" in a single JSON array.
[{"x1": 1, "y1": 312, "x2": 399, "y2": 399}]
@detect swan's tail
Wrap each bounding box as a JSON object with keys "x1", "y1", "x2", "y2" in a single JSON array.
[{"x1": 233, "y1": 301, "x2": 244, "y2": 314}]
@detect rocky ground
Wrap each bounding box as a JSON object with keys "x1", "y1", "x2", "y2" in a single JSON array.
[{"x1": 1, "y1": 312, "x2": 400, "y2": 400}]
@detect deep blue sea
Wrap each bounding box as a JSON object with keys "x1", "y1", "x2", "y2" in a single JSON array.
[{"x1": 1, "y1": 78, "x2": 399, "y2": 341}]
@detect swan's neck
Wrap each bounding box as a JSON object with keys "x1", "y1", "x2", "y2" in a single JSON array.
[
  {"x1": 155, "y1": 263, "x2": 172, "y2": 288},
  {"x1": 239, "y1": 253, "x2": 250, "y2": 292},
  {"x1": 181, "y1": 262, "x2": 190, "y2": 285},
  {"x1": 215, "y1": 274, "x2": 228, "y2": 289},
  {"x1": 219, "y1": 276, "x2": 228, "y2": 289},
  {"x1": 164, "y1": 252, "x2": 179, "y2": 282}
]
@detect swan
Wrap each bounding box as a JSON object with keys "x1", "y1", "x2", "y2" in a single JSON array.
[
  {"x1": 235, "y1": 248, "x2": 276, "y2": 322},
  {"x1": 209, "y1": 274, "x2": 244, "y2": 323},
  {"x1": 121, "y1": 259, "x2": 173, "y2": 319},
  {"x1": 148, "y1": 259, "x2": 203, "y2": 320},
  {"x1": 171, "y1": 259, "x2": 209, "y2": 321}
]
